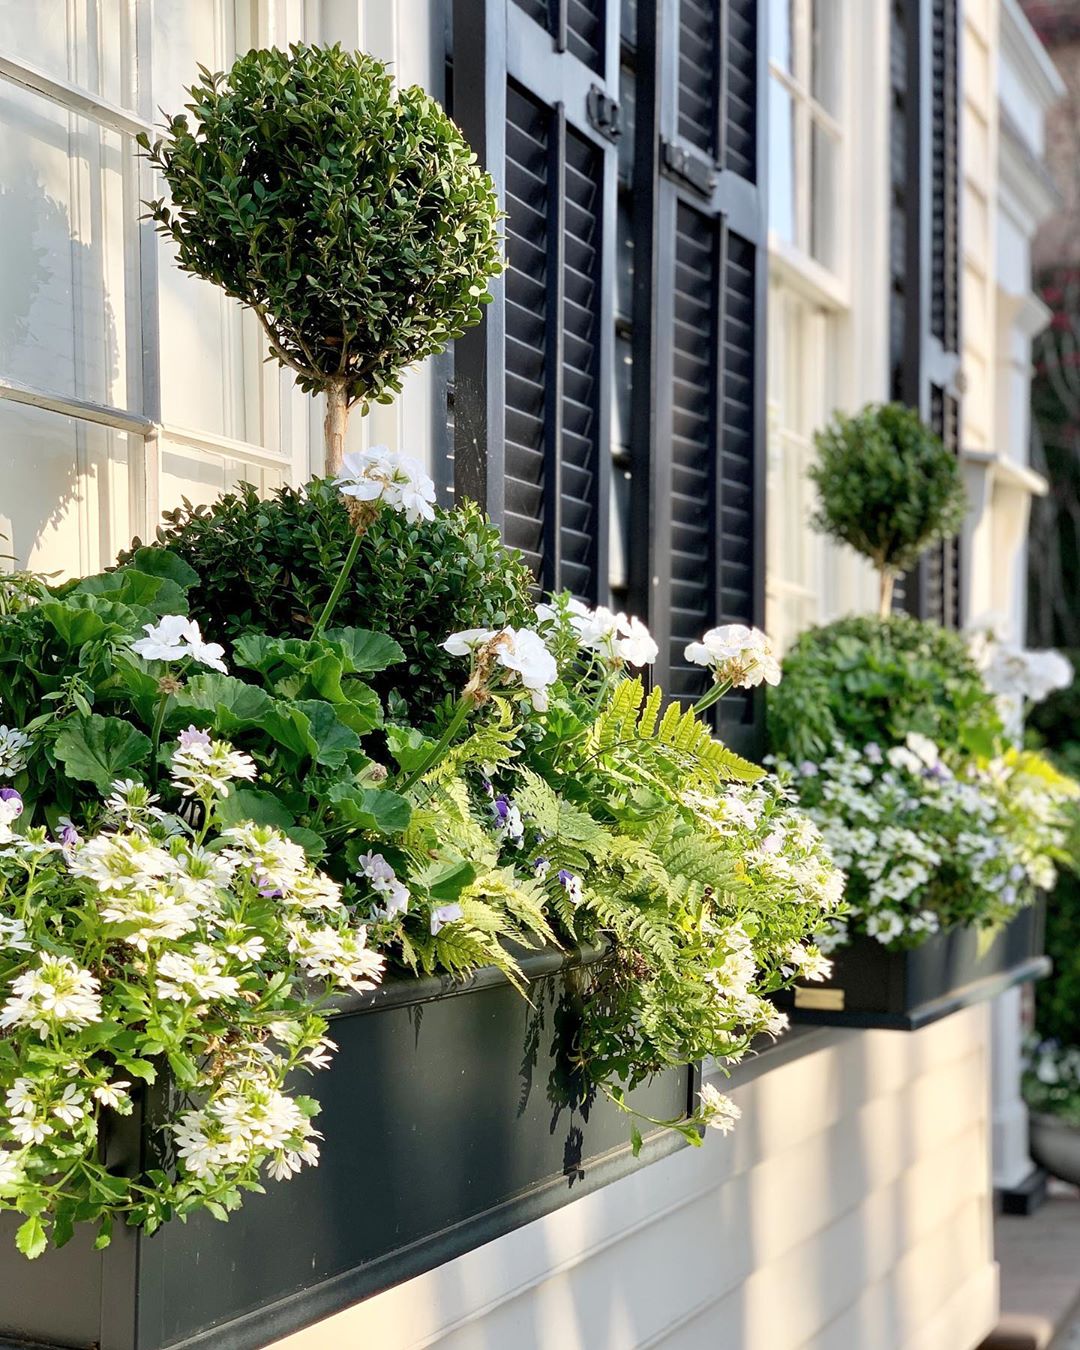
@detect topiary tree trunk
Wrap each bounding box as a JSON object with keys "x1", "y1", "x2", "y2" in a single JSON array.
[{"x1": 323, "y1": 379, "x2": 350, "y2": 475}]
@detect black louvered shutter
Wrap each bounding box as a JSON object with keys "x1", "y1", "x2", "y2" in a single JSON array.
[
  {"x1": 627, "y1": 0, "x2": 767, "y2": 755},
  {"x1": 889, "y1": 0, "x2": 963, "y2": 626},
  {"x1": 453, "y1": 0, "x2": 618, "y2": 600}
]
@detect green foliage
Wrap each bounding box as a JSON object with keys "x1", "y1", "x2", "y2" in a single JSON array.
[
  {"x1": 119, "y1": 479, "x2": 535, "y2": 726},
  {"x1": 139, "y1": 43, "x2": 502, "y2": 412},
  {"x1": 1027, "y1": 660, "x2": 1080, "y2": 1047},
  {"x1": 809, "y1": 403, "x2": 967, "y2": 601},
  {"x1": 768, "y1": 613, "x2": 1002, "y2": 763}
]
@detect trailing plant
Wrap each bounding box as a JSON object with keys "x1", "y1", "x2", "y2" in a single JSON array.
[
  {"x1": 138, "y1": 43, "x2": 503, "y2": 470},
  {"x1": 118, "y1": 477, "x2": 535, "y2": 727},
  {"x1": 0, "y1": 462, "x2": 847, "y2": 1254},
  {"x1": 776, "y1": 734, "x2": 1078, "y2": 948},
  {"x1": 768, "y1": 613, "x2": 1002, "y2": 764},
  {"x1": 808, "y1": 403, "x2": 968, "y2": 615}
]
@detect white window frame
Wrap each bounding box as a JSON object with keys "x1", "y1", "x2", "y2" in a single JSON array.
[
  {"x1": 0, "y1": 0, "x2": 301, "y2": 560},
  {"x1": 767, "y1": 0, "x2": 848, "y2": 293}
]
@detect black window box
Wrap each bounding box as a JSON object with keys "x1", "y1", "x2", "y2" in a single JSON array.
[
  {"x1": 0, "y1": 944, "x2": 695, "y2": 1350},
  {"x1": 774, "y1": 901, "x2": 1049, "y2": 1031}
]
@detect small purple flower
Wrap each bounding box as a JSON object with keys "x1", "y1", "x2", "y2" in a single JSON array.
[
  {"x1": 493, "y1": 795, "x2": 510, "y2": 823},
  {"x1": 0, "y1": 787, "x2": 22, "y2": 816},
  {"x1": 533, "y1": 856, "x2": 551, "y2": 879},
  {"x1": 58, "y1": 819, "x2": 80, "y2": 851},
  {"x1": 253, "y1": 869, "x2": 283, "y2": 899},
  {"x1": 177, "y1": 725, "x2": 212, "y2": 751},
  {"x1": 798, "y1": 760, "x2": 819, "y2": 778},
  {"x1": 479, "y1": 778, "x2": 494, "y2": 798},
  {"x1": 557, "y1": 870, "x2": 584, "y2": 905},
  {"x1": 430, "y1": 903, "x2": 464, "y2": 936}
]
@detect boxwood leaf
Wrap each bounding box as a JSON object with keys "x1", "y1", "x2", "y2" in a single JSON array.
[{"x1": 54, "y1": 715, "x2": 152, "y2": 792}]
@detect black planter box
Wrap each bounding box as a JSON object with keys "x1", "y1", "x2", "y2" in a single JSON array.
[
  {"x1": 775, "y1": 901, "x2": 1049, "y2": 1030},
  {"x1": 0, "y1": 945, "x2": 695, "y2": 1350}
]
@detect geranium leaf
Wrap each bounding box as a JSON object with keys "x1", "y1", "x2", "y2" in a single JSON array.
[{"x1": 54, "y1": 715, "x2": 152, "y2": 792}]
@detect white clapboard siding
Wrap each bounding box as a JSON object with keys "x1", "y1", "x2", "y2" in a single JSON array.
[{"x1": 272, "y1": 1004, "x2": 997, "y2": 1350}]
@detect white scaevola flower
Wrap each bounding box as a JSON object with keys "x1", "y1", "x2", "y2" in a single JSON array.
[
  {"x1": 698, "y1": 1082, "x2": 742, "y2": 1135},
  {"x1": 334, "y1": 446, "x2": 437, "y2": 524},
  {"x1": 684, "y1": 624, "x2": 781, "y2": 689},
  {"x1": 285, "y1": 920, "x2": 385, "y2": 992},
  {"x1": 92, "y1": 1080, "x2": 132, "y2": 1111},
  {"x1": 155, "y1": 944, "x2": 242, "y2": 1006},
  {"x1": 442, "y1": 626, "x2": 558, "y2": 712},
  {"x1": 0, "y1": 1148, "x2": 23, "y2": 1191},
  {"x1": 131, "y1": 615, "x2": 228, "y2": 672},
  {"x1": 0, "y1": 725, "x2": 30, "y2": 778},
  {"x1": 0, "y1": 954, "x2": 102, "y2": 1038},
  {"x1": 170, "y1": 734, "x2": 258, "y2": 799}
]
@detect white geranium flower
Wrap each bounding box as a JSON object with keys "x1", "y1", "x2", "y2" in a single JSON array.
[
  {"x1": 442, "y1": 626, "x2": 558, "y2": 712},
  {"x1": 334, "y1": 446, "x2": 436, "y2": 524},
  {"x1": 131, "y1": 615, "x2": 228, "y2": 672},
  {"x1": 684, "y1": 624, "x2": 781, "y2": 689}
]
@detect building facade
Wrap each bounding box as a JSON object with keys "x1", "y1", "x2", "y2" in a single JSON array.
[{"x1": 0, "y1": 2, "x2": 1063, "y2": 1347}]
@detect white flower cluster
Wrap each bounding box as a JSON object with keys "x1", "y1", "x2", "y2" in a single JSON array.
[
  {"x1": 682, "y1": 782, "x2": 844, "y2": 1045},
  {"x1": 0, "y1": 954, "x2": 102, "y2": 1040},
  {"x1": 174, "y1": 1067, "x2": 322, "y2": 1182},
  {"x1": 170, "y1": 726, "x2": 258, "y2": 799},
  {"x1": 334, "y1": 445, "x2": 437, "y2": 525},
  {"x1": 782, "y1": 734, "x2": 1068, "y2": 946},
  {"x1": 698, "y1": 1082, "x2": 742, "y2": 1135},
  {"x1": 536, "y1": 597, "x2": 658, "y2": 668},
  {"x1": 684, "y1": 624, "x2": 781, "y2": 690},
  {"x1": 443, "y1": 626, "x2": 558, "y2": 711},
  {"x1": 0, "y1": 728, "x2": 385, "y2": 1220}
]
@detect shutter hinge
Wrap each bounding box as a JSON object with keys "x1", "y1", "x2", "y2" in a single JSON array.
[
  {"x1": 661, "y1": 139, "x2": 717, "y2": 197},
  {"x1": 586, "y1": 85, "x2": 621, "y2": 142}
]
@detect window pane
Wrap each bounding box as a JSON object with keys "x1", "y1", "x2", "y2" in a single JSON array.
[
  {"x1": 0, "y1": 0, "x2": 132, "y2": 107},
  {"x1": 0, "y1": 82, "x2": 134, "y2": 408},
  {"x1": 811, "y1": 0, "x2": 842, "y2": 117},
  {"x1": 769, "y1": 0, "x2": 793, "y2": 72},
  {"x1": 158, "y1": 438, "x2": 285, "y2": 516},
  {"x1": 768, "y1": 80, "x2": 796, "y2": 245},
  {"x1": 811, "y1": 120, "x2": 839, "y2": 269},
  {"x1": 0, "y1": 399, "x2": 132, "y2": 578}
]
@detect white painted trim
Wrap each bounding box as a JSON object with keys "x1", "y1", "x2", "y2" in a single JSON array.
[
  {"x1": 0, "y1": 51, "x2": 155, "y2": 138},
  {"x1": 1000, "y1": 0, "x2": 1066, "y2": 111},
  {"x1": 159, "y1": 422, "x2": 294, "y2": 470},
  {"x1": 768, "y1": 236, "x2": 850, "y2": 312},
  {"x1": 0, "y1": 376, "x2": 154, "y2": 436}
]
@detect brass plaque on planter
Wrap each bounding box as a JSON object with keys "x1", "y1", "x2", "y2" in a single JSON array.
[{"x1": 794, "y1": 986, "x2": 846, "y2": 1011}]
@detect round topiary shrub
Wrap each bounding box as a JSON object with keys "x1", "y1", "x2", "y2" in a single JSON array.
[
  {"x1": 121, "y1": 480, "x2": 535, "y2": 726},
  {"x1": 139, "y1": 43, "x2": 503, "y2": 470},
  {"x1": 768, "y1": 612, "x2": 1001, "y2": 763},
  {"x1": 808, "y1": 402, "x2": 968, "y2": 615}
]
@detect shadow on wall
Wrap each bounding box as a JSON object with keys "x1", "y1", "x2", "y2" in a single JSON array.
[{"x1": 0, "y1": 124, "x2": 122, "y2": 576}]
